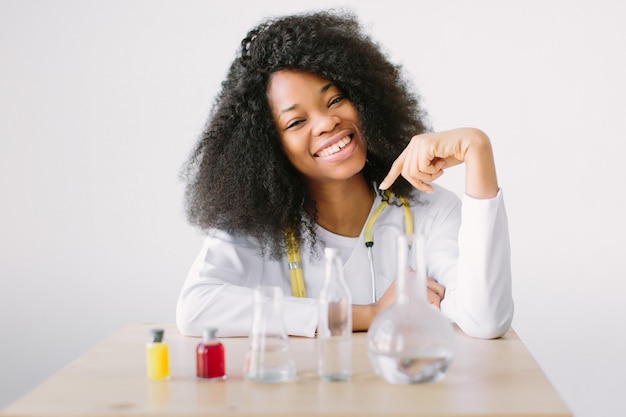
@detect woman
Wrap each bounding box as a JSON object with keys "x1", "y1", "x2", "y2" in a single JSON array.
[{"x1": 176, "y1": 10, "x2": 513, "y2": 339}]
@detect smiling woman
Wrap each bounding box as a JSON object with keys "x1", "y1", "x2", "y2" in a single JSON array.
[
  {"x1": 176, "y1": 10, "x2": 513, "y2": 340},
  {"x1": 268, "y1": 70, "x2": 367, "y2": 194}
]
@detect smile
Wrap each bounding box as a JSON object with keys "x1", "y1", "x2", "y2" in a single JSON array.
[{"x1": 315, "y1": 135, "x2": 353, "y2": 158}]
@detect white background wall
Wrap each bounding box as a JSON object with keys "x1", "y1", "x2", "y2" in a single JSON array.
[{"x1": 1, "y1": 1, "x2": 624, "y2": 416}]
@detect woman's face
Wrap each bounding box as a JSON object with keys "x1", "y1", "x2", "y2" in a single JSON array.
[{"x1": 267, "y1": 70, "x2": 367, "y2": 186}]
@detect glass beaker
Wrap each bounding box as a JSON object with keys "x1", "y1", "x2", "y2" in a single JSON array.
[
  {"x1": 243, "y1": 286, "x2": 296, "y2": 383},
  {"x1": 367, "y1": 234, "x2": 457, "y2": 383}
]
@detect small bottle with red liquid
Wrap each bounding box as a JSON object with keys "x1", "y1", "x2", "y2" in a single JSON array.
[{"x1": 196, "y1": 327, "x2": 227, "y2": 380}]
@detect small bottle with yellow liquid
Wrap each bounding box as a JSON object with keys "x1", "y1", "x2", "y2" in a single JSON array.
[{"x1": 146, "y1": 328, "x2": 169, "y2": 381}]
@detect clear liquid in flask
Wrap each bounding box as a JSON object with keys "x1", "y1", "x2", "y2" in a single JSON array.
[{"x1": 368, "y1": 350, "x2": 452, "y2": 384}]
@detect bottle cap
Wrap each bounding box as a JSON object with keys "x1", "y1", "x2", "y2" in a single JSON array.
[
  {"x1": 202, "y1": 327, "x2": 218, "y2": 342},
  {"x1": 150, "y1": 328, "x2": 164, "y2": 343},
  {"x1": 324, "y1": 247, "x2": 339, "y2": 258}
]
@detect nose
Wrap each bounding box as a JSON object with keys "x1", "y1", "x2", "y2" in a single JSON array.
[{"x1": 311, "y1": 111, "x2": 341, "y2": 136}]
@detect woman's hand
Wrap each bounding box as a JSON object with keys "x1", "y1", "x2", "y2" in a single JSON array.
[
  {"x1": 352, "y1": 278, "x2": 446, "y2": 331},
  {"x1": 427, "y1": 278, "x2": 445, "y2": 308},
  {"x1": 378, "y1": 128, "x2": 499, "y2": 199}
]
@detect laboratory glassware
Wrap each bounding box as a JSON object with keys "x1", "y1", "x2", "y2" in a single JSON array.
[
  {"x1": 243, "y1": 286, "x2": 296, "y2": 383},
  {"x1": 367, "y1": 234, "x2": 457, "y2": 383}
]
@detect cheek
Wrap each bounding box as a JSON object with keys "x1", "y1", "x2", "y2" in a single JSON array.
[
  {"x1": 344, "y1": 106, "x2": 362, "y2": 134},
  {"x1": 279, "y1": 136, "x2": 309, "y2": 165}
]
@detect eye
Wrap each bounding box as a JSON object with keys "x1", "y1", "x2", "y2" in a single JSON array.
[
  {"x1": 328, "y1": 96, "x2": 344, "y2": 107},
  {"x1": 286, "y1": 119, "x2": 305, "y2": 130}
]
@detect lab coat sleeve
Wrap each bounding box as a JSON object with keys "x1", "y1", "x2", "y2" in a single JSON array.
[
  {"x1": 176, "y1": 231, "x2": 319, "y2": 338},
  {"x1": 436, "y1": 189, "x2": 514, "y2": 339}
]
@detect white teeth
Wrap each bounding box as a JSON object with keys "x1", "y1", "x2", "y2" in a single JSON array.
[{"x1": 317, "y1": 136, "x2": 352, "y2": 157}]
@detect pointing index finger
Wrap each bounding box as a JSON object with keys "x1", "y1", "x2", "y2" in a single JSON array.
[{"x1": 378, "y1": 148, "x2": 407, "y2": 190}]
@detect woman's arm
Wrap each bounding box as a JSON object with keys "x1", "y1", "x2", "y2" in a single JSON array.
[
  {"x1": 379, "y1": 127, "x2": 498, "y2": 199},
  {"x1": 176, "y1": 231, "x2": 318, "y2": 338},
  {"x1": 378, "y1": 128, "x2": 513, "y2": 338},
  {"x1": 352, "y1": 278, "x2": 447, "y2": 331}
]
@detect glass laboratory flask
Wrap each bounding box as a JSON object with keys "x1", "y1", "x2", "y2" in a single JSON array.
[
  {"x1": 243, "y1": 286, "x2": 296, "y2": 383},
  {"x1": 317, "y1": 247, "x2": 352, "y2": 381},
  {"x1": 367, "y1": 234, "x2": 457, "y2": 384}
]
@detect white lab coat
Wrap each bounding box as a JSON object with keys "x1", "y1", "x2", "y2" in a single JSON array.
[{"x1": 176, "y1": 184, "x2": 513, "y2": 339}]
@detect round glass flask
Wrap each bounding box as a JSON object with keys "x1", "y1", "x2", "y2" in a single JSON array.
[{"x1": 367, "y1": 234, "x2": 457, "y2": 383}]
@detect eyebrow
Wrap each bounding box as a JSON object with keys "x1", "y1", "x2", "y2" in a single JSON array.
[
  {"x1": 320, "y1": 82, "x2": 333, "y2": 93},
  {"x1": 278, "y1": 82, "x2": 335, "y2": 115}
]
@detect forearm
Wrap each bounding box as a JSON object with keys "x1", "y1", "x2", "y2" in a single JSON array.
[
  {"x1": 441, "y1": 191, "x2": 514, "y2": 339},
  {"x1": 176, "y1": 282, "x2": 255, "y2": 337},
  {"x1": 352, "y1": 304, "x2": 375, "y2": 332}
]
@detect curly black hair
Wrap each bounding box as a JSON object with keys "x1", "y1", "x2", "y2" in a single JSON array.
[{"x1": 182, "y1": 9, "x2": 430, "y2": 258}]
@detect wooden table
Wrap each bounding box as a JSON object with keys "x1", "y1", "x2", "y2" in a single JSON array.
[{"x1": 1, "y1": 323, "x2": 571, "y2": 416}]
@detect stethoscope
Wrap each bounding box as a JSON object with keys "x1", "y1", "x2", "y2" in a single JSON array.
[{"x1": 285, "y1": 190, "x2": 414, "y2": 303}]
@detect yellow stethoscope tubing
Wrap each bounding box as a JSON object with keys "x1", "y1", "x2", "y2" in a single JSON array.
[
  {"x1": 364, "y1": 199, "x2": 387, "y2": 302},
  {"x1": 285, "y1": 190, "x2": 414, "y2": 299},
  {"x1": 285, "y1": 228, "x2": 307, "y2": 298},
  {"x1": 364, "y1": 191, "x2": 413, "y2": 301}
]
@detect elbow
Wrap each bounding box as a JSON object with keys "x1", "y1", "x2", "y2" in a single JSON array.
[
  {"x1": 456, "y1": 300, "x2": 514, "y2": 340},
  {"x1": 175, "y1": 284, "x2": 253, "y2": 337},
  {"x1": 461, "y1": 315, "x2": 512, "y2": 339},
  {"x1": 176, "y1": 316, "x2": 198, "y2": 337},
  {"x1": 176, "y1": 298, "x2": 202, "y2": 337}
]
